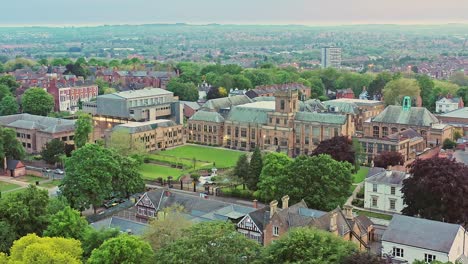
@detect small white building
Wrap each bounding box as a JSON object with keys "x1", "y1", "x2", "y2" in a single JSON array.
[
  {"x1": 382, "y1": 215, "x2": 468, "y2": 263},
  {"x1": 364, "y1": 168, "x2": 408, "y2": 214},
  {"x1": 436, "y1": 97, "x2": 464, "y2": 113}
]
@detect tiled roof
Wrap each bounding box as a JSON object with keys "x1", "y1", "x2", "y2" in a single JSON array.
[
  {"x1": 331, "y1": 98, "x2": 384, "y2": 107},
  {"x1": 385, "y1": 128, "x2": 422, "y2": 141},
  {"x1": 295, "y1": 112, "x2": 347, "y2": 125},
  {"x1": 0, "y1": 114, "x2": 76, "y2": 134},
  {"x1": 382, "y1": 214, "x2": 461, "y2": 253},
  {"x1": 372, "y1": 105, "x2": 439, "y2": 126},
  {"x1": 301, "y1": 99, "x2": 326, "y2": 112},
  {"x1": 189, "y1": 111, "x2": 225, "y2": 123},
  {"x1": 180, "y1": 101, "x2": 201, "y2": 111}
]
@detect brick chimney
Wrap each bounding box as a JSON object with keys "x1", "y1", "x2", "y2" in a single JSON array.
[
  {"x1": 253, "y1": 199, "x2": 258, "y2": 209},
  {"x1": 281, "y1": 195, "x2": 289, "y2": 209},
  {"x1": 270, "y1": 200, "x2": 278, "y2": 218},
  {"x1": 329, "y1": 211, "x2": 338, "y2": 233},
  {"x1": 343, "y1": 205, "x2": 354, "y2": 220}
]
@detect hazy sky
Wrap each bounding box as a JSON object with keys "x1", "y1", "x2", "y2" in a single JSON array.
[{"x1": 2, "y1": 0, "x2": 468, "y2": 26}]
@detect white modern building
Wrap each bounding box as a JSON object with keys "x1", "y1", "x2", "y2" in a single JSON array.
[
  {"x1": 382, "y1": 215, "x2": 468, "y2": 263},
  {"x1": 321, "y1": 47, "x2": 342, "y2": 68},
  {"x1": 436, "y1": 97, "x2": 464, "y2": 113},
  {"x1": 364, "y1": 168, "x2": 408, "y2": 214}
]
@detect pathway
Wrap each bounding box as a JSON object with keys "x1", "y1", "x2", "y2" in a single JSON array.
[
  {"x1": 345, "y1": 182, "x2": 364, "y2": 206},
  {"x1": 0, "y1": 175, "x2": 58, "y2": 196}
]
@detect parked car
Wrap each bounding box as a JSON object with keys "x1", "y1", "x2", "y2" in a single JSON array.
[
  {"x1": 104, "y1": 198, "x2": 125, "y2": 208},
  {"x1": 54, "y1": 169, "x2": 64, "y2": 175},
  {"x1": 42, "y1": 168, "x2": 51, "y2": 173}
]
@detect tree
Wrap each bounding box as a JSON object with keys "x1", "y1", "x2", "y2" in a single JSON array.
[
  {"x1": 449, "y1": 71, "x2": 468, "y2": 87},
  {"x1": 382, "y1": 78, "x2": 421, "y2": 106},
  {"x1": 368, "y1": 72, "x2": 392, "y2": 99},
  {"x1": 0, "y1": 85, "x2": 11, "y2": 101},
  {"x1": 43, "y1": 206, "x2": 90, "y2": 241},
  {"x1": 95, "y1": 77, "x2": 109, "y2": 95},
  {"x1": 402, "y1": 157, "x2": 468, "y2": 224},
  {"x1": 284, "y1": 155, "x2": 353, "y2": 211},
  {"x1": 0, "y1": 96, "x2": 19, "y2": 116},
  {"x1": 336, "y1": 72, "x2": 374, "y2": 97},
  {"x1": 320, "y1": 67, "x2": 340, "y2": 93},
  {"x1": 155, "y1": 221, "x2": 261, "y2": 264},
  {"x1": 416, "y1": 75, "x2": 435, "y2": 108},
  {"x1": 0, "y1": 75, "x2": 20, "y2": 94},
  {"x1": 243, "y1": 69, "x2": 273, "y2": 87},
  {"x1": 247, "y1": 147, "x2": 263, "y2": 191},
  {"x1": 442, "y1": 138, "x2": 457, "y2": 149},
  {"x1": 233, "y1": 74, "x2": 252, "y2": 90},
  {"x1": 81, "y1": 228, "x2": 120, "y2": 260},
  {"x1": 413, "y1": 260, "x2": 453, "y2": 264},
  {"x1": 108, "y1": 130, "x2": 145, "y2": 157},
  {"x1": 60, "y1": 144, "x2": 118, "y2": 213},
  {"x1": 352, "y1": 138, "x2": 366, "y2": 171},
  {"x1": 0, "y1": 185, "x2": 49, "y2": 238},
  {"x1": 41, "y1": 138, "x2": 65, "y2": 165},
  {"x1": 167, "y1": 78, "x2": 199, "y2": 101},
  {"x1": 257, "y1": 152, "x2": 292, "y2": 202},
  {"x1": 206, "y1": 86, "x2": 223, "y2": 100},
  {"x1": 142, "y1": 205, "x2": 192, "y2": 251},
  {"x1": 74, "y1": 113, "x2": 93, "y2": 148},
  {"x1": 6, "y1": 234, "x2": 82, "y2": 264},
  {"x1": 309, "y1": 77, "x2": 325, "y2": 98},
  {"x1": 453, "y1": 130, "x2": 462, "y2": 141},
  {"x1": 262, "y1": 227, "x2": 356, "y2": 263},
  {"x1": 341, "y1": 252, "x2": 386, "y2": 264},
  {"x1": 87, "y1": 234, "x2": 154, "y2": 264},
  {"x1": 233, "y1": 154, "x2": 250, "y2": 184},
  {"x1": 373, "y1": 151, "x2": 404, "y2": 168},
  {"x1": 112, "y1": 154, "x2": 145, "y2": 198},
  {"x1": 312, "y1": 136, "x2": 355, "y2": 165},
  {"x1": 0, "y1": 127, "x2": 25, "y2": 166},
  {"x1": 21, "y1": 87, "x2": 54, "y2": 116},
  {"x1": 0, "y1": 221, "x2": 16, "y2": 253},
  {"x1": 64, "y1": 62, "x2": 89, "y2": 78}
]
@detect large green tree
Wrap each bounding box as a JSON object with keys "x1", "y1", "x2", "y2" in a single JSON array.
[
  {"x1": 167, "y1": 78, "x2": 199, "y2": 101},
  {"x1": 87, "y1": 234, "x2": 154, "y2": 264},
  {"x1": 233, "y1": 154, "x2": 250, "y2": 181},
  {"x1": 320, "y1": 67, "x2": 340, "y2": 93},
  {"x1": 21, "y1": 87, "x2": 54, "y2": 116},
  {"x1": 262, "y1": 227, "x2": 357, "y2": 264},
  {"x1": 402, "y1": 157, "x2": 468, "y2": 225},
  {"x1": 0, "y1": 96, "x2": 19, "y2": 116},
  {"x1": 112, "y1": 154, "x2": 145, "y2": 198},
  {"x1": 0, "y1": 85, "x2": 11, "y2": 101},
  {"x1": 247, "y1": 147, "x2": 263, "y2": 191},
  {"x1": 74, "y1": 113, "x2": 93, "y2": 148},
  {"x1": 41, "y1": 138, "x2": 65, "y2": 165},
  {"x1": 155, "y1": 221, "x2": 261, "y2": 264},
  {"x1": 367, "y1": 72, "x2": 392, "y2": 99},
  {"x1": 43, "y1": 206, "x2": 90, "y2": 241},
  {"x1": 382, "y1": 78, "x2": 421, "y2": 106},
  {"x1": 0, "y1": 221, "x2": 16, "y2": 253},
  {"x1": 285, "y1": 155, "x2": 353, "y2": 211},
  {"x1": 81, "y1": 228, "x2": 120, "y2": 260},
  {"x1": 257, "y1": 152, "x2": 292, "y2": 201},
  {"x1": 416, "y1": 75, "x2": 435, "y2": 109},
  {"x1": 336, "y1": 72, "x2": 374, "y2": 97},
  {"x1": 312, "y1": 136, "x2": 355, "y2": 166},
  {"x1": 0, "y1": 75, "x2": 20, "y2": 94},
  {"x1": 0, "y1": 126, "x2": 25, "y2": 164}
]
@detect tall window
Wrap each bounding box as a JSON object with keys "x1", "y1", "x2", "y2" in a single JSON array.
[
  {"x1": 373, "y1": 126, "x2": 380, "y2": 137},
  {"x1": 424, "y1": 254, "x2": 436, "y2": 263},
  {"x1": 372, "y1": 197, "x2": 378, "y2": 207},
  {"x1": 392, "y1": 248, "x2": 404, "y2": 258},
  {"x1": 391, "y1": 186, "x2": 396, "y2": 195},
  {"x1": 273, "y1": 226, "x2": 279, "y2": 236},
  {"x1": 280, "y1": 100, "x2": 285, "y2": 110},
  {"x1": 389, "y1": 199, "x2": 396, "y2": 210},
  {"x1": 373, "y1": 184, "x2": 378, "y2": 192},
  {"x1": 382, "y1": 127, "x2": 388, "y2": 137}
]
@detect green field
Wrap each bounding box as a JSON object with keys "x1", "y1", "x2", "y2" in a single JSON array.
[
  {"x1": 157, "y1": 145, "x2": 244, "y2": 168},
  {"x1": 140, "y1": 164, "x2": 185, "y2": 180},
  {"x1": 352, "y1": 167, "x2": 369, "y2": 183},
  {"x1": 16, "y1": 175, "x2": 47, "y2": 185},
  {"x1": 0, "y1": 182, "x2": 22, "y2": 192},
  {"x1": 40, "y1": 180, "x2": 62, "y2": 189}
]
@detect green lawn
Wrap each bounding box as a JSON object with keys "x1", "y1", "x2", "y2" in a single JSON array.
[
  {"x1": 156, "y1": 145, "x2": 244, "y2": 168},
  {"x1": 0, "y1": 182, "x2": 22, "y2": 192},
  {"x1": 39, "y1": 180, "x2": 62, "y2": 189},
  {"x1": 352, "y1": 167, "x2": 369, "y2": 183},
  {"x1": 355, "y1": 209, "x2": 393, "y2": 221},
  {"x1": 139, "y1": 164, "x2": 185, "y2": 180},
  {"x1": 16, "y1": 175, "x2": 47, "y2": 185}
]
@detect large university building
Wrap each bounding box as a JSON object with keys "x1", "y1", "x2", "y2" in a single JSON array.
[{"x1": 188, "y1": 90, "x2": 354, "y2": 157}]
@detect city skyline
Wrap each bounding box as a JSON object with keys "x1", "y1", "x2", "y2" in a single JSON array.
[{"x1": 1, "y1": 0, "x2": 468, "y2": 26}]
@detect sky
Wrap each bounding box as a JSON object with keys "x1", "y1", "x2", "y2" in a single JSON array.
[{"x1": 1, "y1": 0, "x2": 468, "y2": 26}]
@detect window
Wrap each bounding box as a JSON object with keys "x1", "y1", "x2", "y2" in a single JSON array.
[
  {"x1": 241, "y1": 128, "x2": 247, "y2": 137},
  {"x1": 276, "y1": 118, "x2": 280, "y2": 124},
  {"x1": 373, "y1": 184, "x2": 377, "y2": 192},
  {"x1": 391, "y1": 186, "x2": 396, "y2": 195},
  {"x1": 284, "y1": 119, "x2": 287, "y2": 125},
  {"x1": 373, "y1": 126, "x2": 380, "y2": 137},
  {"x1": 27, "y1": 134, "x2": 31, "y2": 139},
  {"x1": 227, "y1": 127, "x2": 231, "y2": 135},
  {"x1": 389, "y1": 199, "x2": 396, "y2": 210},
  {"x1": 280, "y1": 100, "x2": 285, "y2": 110},
  {"x1": 382, "y1": 127, "x2": 389, "y2": 136},
  {"x1": 27, "y1": 143, "x2": 31, "y2": 148},
  {"x1": 269, "y1": 118, "x2": 272, "y2": 124},
  {"x1": 392, "y1": 247, "x2": 404, "y2": 258},
  {"x1": 235, "y1": 127, "x2": 239, "y2": 137},
  {"x1": 129, "y1": 109, "x2": 134, "y2": 114},
  {"x1": 251, "y1": 129, "x2": 255, "y2": 139},
  {"x1": 273, "y1": 226, "x2": 279, "y2": 236},
  {"x1": 424, "y1": 253, "x2": 436, "y2": 263}
]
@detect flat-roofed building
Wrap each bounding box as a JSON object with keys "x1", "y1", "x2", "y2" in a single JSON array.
[
  {"x1": 0, "y1": 114, "x2": 76, "y2": 153},
  {"x1": 438, "y1": 107, "x2": 468, "y2": 137}
]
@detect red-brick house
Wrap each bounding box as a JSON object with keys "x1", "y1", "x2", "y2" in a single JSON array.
[
  {"x1": 336, "y1": 88, "x2": 355, "y2": 99},
  {"x1": 5, "y1": 159, "x2": 26, "y2": 177}
]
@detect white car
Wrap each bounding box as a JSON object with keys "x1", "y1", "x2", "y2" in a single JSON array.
[{"x1": 54, "y1": 169, "x2": 64, "y2": 175}]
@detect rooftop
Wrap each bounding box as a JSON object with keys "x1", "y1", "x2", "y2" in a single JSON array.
[
  {"x1": 365, "y1": 169, "x2": 409, "y2": 185},
  {"x1": 226, "y1": 101, "x2": 275, "y2": 124},
  {"x1": 295, "y1": 112, "x2": 347, "y2": 125},
  {"x1": 98, "y1": 88, "x2": 173, "y2": 100},
  {"x1": 189, "y1": 111, "x2": 225, "y2": 123},
  {"x1": 371, "y1": 105, "x2": 439, "y2": 127},
  {"x1": 112, "y1": 119, "x2": 177, "y2": 133},
  {"x1": 440, "y1": 107, "x2": 468, "y2": 119},
  {"x1": 332, "y1": 98, "x2": 384, "y2": 107},
  {"x1": 0, "y1": 113, "x2": 76, "y2": 134}
]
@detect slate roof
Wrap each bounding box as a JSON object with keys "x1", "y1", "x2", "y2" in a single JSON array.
[
  {"x1": 323, "y1": 100, "x2": 359, "y2": 115},
  {"x1": 200, "y1": 95, "x2": 252, "y2": 111},
  {"x1": 226, "y1": 101, "x2": 275, "y2": 124},
  {"x1": 372, "y1": 105, "x2": 439, "y2": 126},
  {"x1": 332, "y1": 98, "x2": 384, "y2": 107},
  {"x1": 295, "y1": 112, "x2": 347, "y2": 125},
  {"x1": 112, "y1": 119, "x2": 177, "y2": 134},
  {"x1": 367, "y1": 167, "x2": 386, "y2": 178},
  {"x1": 181, "y1": 101, "x2": 201, "y2": 111},
  {"x1": 0, "y1": 114, "x2": 76, "y2": 134},
  {"x1": 382, "y1": 214, "x2": 461, "y2": 253},
  {"x1": 189, "y1": 111, "x2": 225, "y2": 123},
  {"x1": 440, "y1": 107, "x2": 468, "y2": 119},
  {"x1": 6, "y1": 159, "x2": 24, "y2": 170},
  {"x1": 385, "y1": 128, "x2": 422, "y2": 141},
  {"x1": 98, "y1": 88, "x2": 173, "y2": 100},
  {"x1": 248, "y1": 206, "x2": 270, "y2": 231},
  {"x1": 366, "y1": 169, "x2": 408, "y2": 185},
  {"x1": 90, "y1": 217, "x2": 148, "y2": 236},
  {"x1": 301, "y1": 99, "x2": 326, "y2": 112}
]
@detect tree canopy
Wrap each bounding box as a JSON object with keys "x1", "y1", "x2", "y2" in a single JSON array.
[
  {"x1": 167, "y1": 78, "x2": 199, "y2": 101},
  {"x1": 41, "y1": 138, "x2": 65, "y2": 165},
  {"x1": 402, "y1": 157, "x2": 468, "y2": 225},
  {"x1": 382, "y1": 78, "x2": 421, "y2": 106},
  {"x1": 257, "y1": 152, "x2": 291, "y2": 201},
  {"x1": 74, "y1": 113, "x2": 93, "y2": 148},
  {"x1": 247, "y1": 147, "x2": 263, "y2": 191},
  {"x1": 21, "y1": 87, "x2": 55, "y2": 116},
  {"x1": 373, "y1": 151, "x2": 404, "y2": 169},
  {"x1": 43, "y1": 206, "x2": 90, "y2": 241},
  {"x1": 312, "y1": 136, "x2": 355, "y2": 166},
  {"x1": 0, "y1": 127, "x2": 25, "y2": 164},
  {"x1": 0, "y1": 96, "x2": 19, "y2": 116},
  {"x1": 87, "y1": 234, "x2": 154, "y2": 264}
]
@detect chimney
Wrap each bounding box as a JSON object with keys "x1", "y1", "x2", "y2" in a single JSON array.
[
  {"x1": 253, "y1": 199, "x2": 258, "y2": 209},
  {"x1": 281, "y1": 195, "x2": 289, "y2": 209},
  {"x1": 343, "y1": 205, "x2": 354, "y2": 220},
  {"x1": 329, "y1": 212, "x2": 338, "y2": 233},
  {"x1": 270, "y1": 200, "x2": 278, "y2": 218}
]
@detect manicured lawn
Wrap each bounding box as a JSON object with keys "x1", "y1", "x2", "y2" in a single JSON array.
[
  {"x1": 355, "y1": 209, "x2": 393, "y2": 221},
  {"x1": 0, "y1": 182, "x2": 22, "y2": 192},
  {"x1": 139, "y1": 164, "x2": 185, "y2": 180},
  {"x1": 147, "y1": 154, "x2": 194, "y2": 169},
  {"x1": 16, "y1": 175, "x2": 47, "y2": 185},
  {"x1": 352, "y1": 167, "x2": 369, "y2": 183},
  {"x1": 156, "y1": 145, "x2": 244, "y2": 168},
  {"x1": 39, "y1": 180, "x2": 62, "y2": 189}
]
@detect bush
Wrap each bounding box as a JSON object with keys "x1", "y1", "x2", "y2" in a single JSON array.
[
  {"x1": 442, "y1": 138, "x2": 456, "y2": 149},
  {"x1": 352, "y1": 199, "x2": 364, "y2": 207},
  {"x1": 356, "y1": 187, "x2": 365, "y2": 199}
]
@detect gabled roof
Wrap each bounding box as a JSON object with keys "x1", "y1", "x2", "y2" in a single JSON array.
[
  {"x1": 301, "y1": 99, "x2": 326, "y2": 112},
  {"x1": 6, "y1": 159, "x2": 24, "y2": 170},
  {"x1": 248, "y1": 206, "x2": 270, "y2": 231},
  {"x1": 180, "y1": 101, "x2": 201, "y2": 111},
  {"x1": 0, "y1": 114, "x2": 76, "y2": 134},
  {"x1": 200, "y1": 95, "x2": 252, "y2": 111},
  {"x1": 226, "y1": 101, "x2": 275, "y2": 124},
  {"x1": 366, "y1": 169, "x2": 408, "y2": 185},
  {"x1": 323, "y1": 100, "x2": 359, "y2": 115},
  {"x1": 385, "y1": 128, "x2": 423, "y2": 141},
  {"x1": 382, "y1": 214, "x2": 461, "y2": 253},
  {"x1": 295, "y1": 112, "x2": 347, "y2": 125},
  {"x1": 372, "y1": 105, "x2": 439, "y2": 127},
  {"x1": 437, "y1": 97, "x2": 462, "y2": 104},
  {"x1": 189, "y1": 111, "x2": 225, "y2": 123}
]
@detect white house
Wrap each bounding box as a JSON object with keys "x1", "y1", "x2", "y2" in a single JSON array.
[
  {"x1": 436, "y1": 97, "x2": 464, "y2": 113},
  {"x1": 364, "y1": 168, "x2": 408, "y2": 214},
  {"x1": 382, "y1": 215, "x2": 468, "y2": 263}
]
